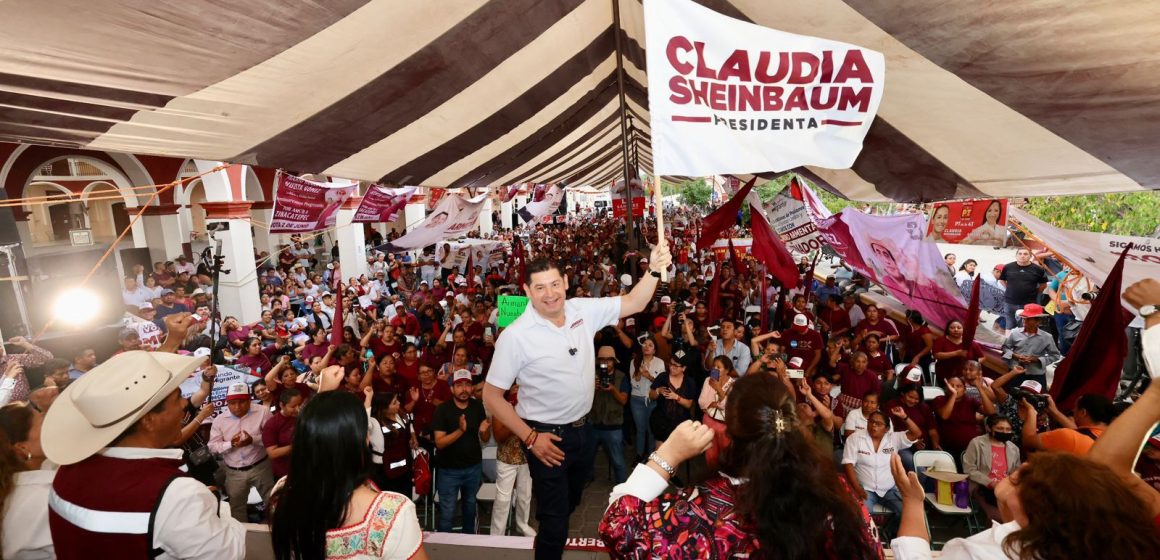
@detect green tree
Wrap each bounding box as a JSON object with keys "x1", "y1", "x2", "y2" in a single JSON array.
[
  {"x1": 672, "y1": 178, "x2": 713, "y2": 208},
  {"x1": 1022, "y1": 192, "x2": 1160, "y2": 237}
]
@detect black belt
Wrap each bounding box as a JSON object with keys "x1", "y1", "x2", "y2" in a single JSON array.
[
  {"x1": 526, "y1": 415, "x2": 589, "y2": 435},
  {"x1": 226, "y1": 457, "x2": 268, "y2": 471}
]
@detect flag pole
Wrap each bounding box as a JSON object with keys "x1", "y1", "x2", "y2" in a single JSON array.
[{"x1": 653, "y1": 174, "x2": 668, "y2": 281}]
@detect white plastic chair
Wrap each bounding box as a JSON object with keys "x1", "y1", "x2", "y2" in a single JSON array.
[
  {"x1": 913, "y1": 450, "x2": 972, "y2": 545},
  {"x1": 922, "y1": 386, "x2": 946, "y2": 402}
]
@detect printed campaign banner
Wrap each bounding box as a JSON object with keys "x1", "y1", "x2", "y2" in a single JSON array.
[
  {"x1": 353, "y1": 185, "x2": 417, "y2": 223},
  {"x1": 425, "y1": 187, "x2": 446, "y2": 211},
  {"x1": 122, "y1": 312, "x2": 163, "y2": 351},
  {"x1": 750, "y1": 177, "x2": 826, "y2": 256},
  {"x1": 435, "y1": 239, "x2": 505, "y2": 273},
  {"x1": 926, "y1": 199, "x2": 1009, "y2": 246},
  {"x1": 380, "y1": 192, "x2": 489, "y2": 252},
  {"x1": 1011, "y1": 208, "x2": 1159, "y2": 326},
  {"x1": 710, "y1": 238, "x2": 752, "y2": 261},
  {"x1": 799, "y1": 181, "x2": 967, "y2": 330},
  {"x1": 517, "y1": 184, "x2": 565, "y2": 223},
  {"x1": 178, "y1": 364, "x2": 263, "y2": 421},
  {"x1": 269, "y1": 171, "x2": 358, "y2": 233},
  {"x1": 645, "y1": 0, "x2": 885, "y2": 175}
]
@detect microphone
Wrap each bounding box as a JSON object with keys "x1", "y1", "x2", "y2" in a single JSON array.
[{"x1": 569, "y1": 347, "x2": 577, "y2": 356}]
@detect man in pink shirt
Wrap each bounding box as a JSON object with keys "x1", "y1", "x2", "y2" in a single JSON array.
[{"x1": 209, "y1": 383, "x2": 275, "y2": 521}]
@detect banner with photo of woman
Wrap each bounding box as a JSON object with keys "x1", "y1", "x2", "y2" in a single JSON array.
[
  {"x1": 352, "y1": 185, "x2": 416, "y2": 223},
  {"x1": 435, "y1": 239, "x2": 506, "y2": 273},
  {"x1": 379, "y1": 192, "x2": 489, "y2": 252},
  {"x1": 269, "y1": 171, "x2": 358, "y2": 233},
  {"x1": 517, "y1": 184, "x2": 564, "y2": 223},
  {"x1": 926, "y1": 199, "x2": 1009, "y2": 246}
]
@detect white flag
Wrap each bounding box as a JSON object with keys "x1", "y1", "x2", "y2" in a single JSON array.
[{"x1": 645, "y1": 0, "x2": 885, "y2": 176}]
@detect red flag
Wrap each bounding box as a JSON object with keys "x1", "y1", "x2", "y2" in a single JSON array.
[
  {"x1": 331, "y1": 284, "x2": 344, "y2": 347},
  {"x1": 464, "y1": 251, "x2": 474, "y2": 284},
  {"x1": 759, "y1": 266, "x2": 769, "y2": 332},
  {"x1": 962, "y1": 276, "x2": 983, "y2": 348},
  {"x1": 803, "y1": 253, "x2": 820, "y2": 303},
  {"x1": 1048, "y1": 245, "x2": 1133, "y2": 412},
  {"x1": 706, "y1": 262, "x2": 723, "y2": 326},
  {"x1": 726, "y1": 237, "x2": 747, "y2": 278},
  {"x1": 503, "y1": 183, "x2": 521, "y2": 203},
  {"x1": 696, "y1": 178, "x2": 756, "y2": 252},
  {"x1": 748, "y1": 202, "x2": 799, "y2": 290},
  {"x1": 511, "y1": 239, "x2": 527, "y2": 291}
]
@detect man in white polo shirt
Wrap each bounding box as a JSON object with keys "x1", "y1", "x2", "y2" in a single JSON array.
[{"x1": 484, "y1": 244, "x2": 671, "y2": 560}]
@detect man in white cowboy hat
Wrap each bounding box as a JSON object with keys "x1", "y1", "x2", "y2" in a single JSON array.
[
  {"x1": 1002, "y1": 303, "x2": 1061, "y2": 387},
  {"x1": 43, "y1": 350, "x2": 245, "y2": 559}
]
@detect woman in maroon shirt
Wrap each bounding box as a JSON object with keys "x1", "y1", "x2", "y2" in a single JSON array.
[
  {"x1": 862, "y1": 334, "x2": 894, "y2": 380},
  {"x1": 902, "y1": 310, "x2": 936, "y2": 373},
  {"x1": 403, "y1": 364, "x2": 449, "y2": 444},
  {"x1": 235, "y1": 336, "x2": 273, "y2": 377},
  {"x1": 932, "y1": 376, "x2": 996, "y2": 466},
  {"x1": 931, "y1": 320, "x2": 985, "y2": 383},
  {"x1": 836, "y1": 352, "x2": 881, "y2": 418}
]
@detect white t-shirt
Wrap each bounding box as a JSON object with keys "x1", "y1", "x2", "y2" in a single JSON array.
[
  {"x1": 843, "y1": 408, "x2": 870, "y2": 434},
  {"x1": 842, "y1": 430, "x2": 915, "y2": 497},
  {"x1": 629, "y1": 356, "x2": 666, "y2": 398},
  {"x1": 487, "y1": 297, "x2": 621, "y2": 424}
]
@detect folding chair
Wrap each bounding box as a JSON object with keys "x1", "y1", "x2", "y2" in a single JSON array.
[
  {"x1": 913, "y1": 450, "x2": 973, "y2": 547},
  {"x1": 922, "y1": 386, "x2": 946, "y2": 402}
]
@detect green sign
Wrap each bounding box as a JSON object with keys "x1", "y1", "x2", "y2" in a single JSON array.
[{"x1": 497, "y1": 295, "x2": 529, "y2": 328}]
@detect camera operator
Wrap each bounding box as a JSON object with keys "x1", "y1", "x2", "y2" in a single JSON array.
[
  {"x1": 587, "y1": 346, "x2": 630, "y2": 484},
  {"x1": 1021, "y1": 393, "x2": 1113, "y2": 455},
  {"x1": 1000, "y1": 304, "x2": 1060, "y2": 387}
]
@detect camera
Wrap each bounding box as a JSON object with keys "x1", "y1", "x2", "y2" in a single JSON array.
[
  {"x1": 1008, "y1": 387, "x2": 1048, "y2": 410},
  {"x1": 673, "y1": 301, "x2": 688, "y2": 315},
  {"x1": 1079, "y1": 290, "x2": 1099, "y2": 301},
  {"x1": 597, "y1": 362, "x2": 613, "y2": 389}
]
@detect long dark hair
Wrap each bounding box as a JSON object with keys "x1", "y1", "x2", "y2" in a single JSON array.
[
  {"x1": 270, "y1": 391, "x2": 372, "y2": 559},
  {"x1": 721, "y1": 375, "x2": 877, "y2": 560},
  {"x1": 0, "y1": 404, "x2": 34, "y2": 554}
]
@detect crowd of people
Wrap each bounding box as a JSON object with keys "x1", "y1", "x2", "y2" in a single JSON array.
[{"x1": 0, "y1": 206, "x2": 1157, "y2": 560}]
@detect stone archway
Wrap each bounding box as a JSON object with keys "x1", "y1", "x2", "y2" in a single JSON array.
[
  {"x1": 23, "y1": 182, "x2": 74, "y2": 244},
  {"x1": 82, "y1": 181, "x2": 124, "y2": 242}
]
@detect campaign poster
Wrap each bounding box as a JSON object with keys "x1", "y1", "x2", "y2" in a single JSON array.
[
  {"x1": 353, "y1": 185, "x2": 417, "y2": 223},
  {"x1": 436, "y1": 239, "x2": 503, "y2": 273},
  {"x1": 518, "y1": 184, "x2": 565, "y2": 223},
  {"x1": 269, "y1": 171, "x2": 358, "y2": 233},
  {"x1": 926, "y1": 199, "x2": 1008, "y2": 246},
  {"x1": 178, "y1": 364, "x2": 263, "y2": 421},
  {"x1": 381, "y1": 193, "x2": 489, "y2": 252},
  {"x1": 710, "y1": 238, "x2": 752, "y2": 261}
]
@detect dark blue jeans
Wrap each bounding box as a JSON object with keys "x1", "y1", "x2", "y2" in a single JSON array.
[
  {"x1": 436, "y1": 463, "x2": 482, "y2": 533},
  {"x1": 525, "y1": 421, "x2": 593, "y2": 560},
  {"x1": 588, "y1": 426, "x2": 627, "y2": 484}
]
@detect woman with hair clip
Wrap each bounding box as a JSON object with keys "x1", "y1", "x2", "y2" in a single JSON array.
[
  {"x1": 270, "y1": 384, "x2": 427, "y2": 560},
  {"x1": 601, "y1": 374, "x2": 883, "y2": 559},
  {"x1": 0, "y1": 402, "x2": 54, "y2": 559}
]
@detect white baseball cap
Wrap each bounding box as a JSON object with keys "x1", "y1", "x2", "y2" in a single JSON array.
[
  {"x1": 452, "y1": 369, "x2": 473, "y2": 384},
  {"x1": 904, "y1": 367, "x2": 923, "y2": 384},
  {"x1": 1019, "y1": 380, "x2": 1043, "y2": 394},
  {"x1": 225, "y1": 383, "x2": 251, "y2": 402},
  {"x1": 793, "y1": 313, "x2": 809, "y2": 327},
  {"x1": 660, "y1": 296, "x2": 672, "y2": 304},
  {"x1": 788, "y1": 357, "x2": 804, "y2": 368}
]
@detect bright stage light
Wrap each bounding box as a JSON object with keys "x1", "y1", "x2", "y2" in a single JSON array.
[{"x1": 53, "y1": 288, "x2": 102, "y2": 326}]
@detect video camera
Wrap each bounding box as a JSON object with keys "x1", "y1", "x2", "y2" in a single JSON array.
[
  {"x1": 1008, "y1": 386, "x2": 1049, "y2": 411},
  {"x1": 597, "y1": 362, "x2": 613, "y2": 389}
]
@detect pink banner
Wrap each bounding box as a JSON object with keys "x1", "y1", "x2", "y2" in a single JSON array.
[
  {"x1": 270, "y1": 171, "x2": 358, "y2": 233},
  {"x1": 353, "y1": 185, "x2": 416, "y2": 223},
  {"x1": 800, "y1": 182, "x2": 967, "y2": 328},
  {"x1": 927, "y1": 199, "x2": 1009, "y2": 246}
]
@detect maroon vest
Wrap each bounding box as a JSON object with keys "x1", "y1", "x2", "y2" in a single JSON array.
[{"x1": 49, "y1": 453, "x2": 187, "y2": 559}]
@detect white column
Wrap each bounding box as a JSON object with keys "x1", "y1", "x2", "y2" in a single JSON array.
[
  {"x1": 205, "y1": 214, "x2": 261, "y2": 324},
  {"x1": 337, "y1": 200, "x2": 369, "y2": 279},
  {"x1": 479, "y1": 198, "x2": 494, "y2": 236},
  {"x1": 141, "y1": 206, "x2": 185, "y2": 262},
  {"x1": 404, "y1": 203, "x2": 426, "y2": 233},
  {"x1": 500, "y1": 200, "x2": 513, "y2": 229}
]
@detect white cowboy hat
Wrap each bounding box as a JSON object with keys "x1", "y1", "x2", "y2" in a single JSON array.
[{"x1": 42, "y1": 351, "x2": 204, "y2": 465}]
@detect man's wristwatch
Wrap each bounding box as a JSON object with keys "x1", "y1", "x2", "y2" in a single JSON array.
[
  {"x1": 649, "y1": 270, "x2": 662, "y2": 279},
  {"x1": 1140, "y1": 304, "x2": 1160, "y2": 318}
]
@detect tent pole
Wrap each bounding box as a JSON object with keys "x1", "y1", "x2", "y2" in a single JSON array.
[{"x1": 612, "y1": 0, "x2": 636, "y2": 248}]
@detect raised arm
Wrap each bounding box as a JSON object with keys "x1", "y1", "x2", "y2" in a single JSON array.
[{"x1": 619, "y1": 244, "x2": 671, "y2": 317}]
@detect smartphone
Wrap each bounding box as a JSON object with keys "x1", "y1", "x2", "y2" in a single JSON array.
[
  {"x1": 709, "y1": 368, "x2": 720, "y2": 381},
  {"x1": 364, "y1": 349, "x2": 375, "y2": 360},
  {"x1": 484, "y1": 327, "x2": 493, "y2": 338}
]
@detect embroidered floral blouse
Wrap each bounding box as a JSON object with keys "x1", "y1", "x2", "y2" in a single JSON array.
[
  {"x1": 599, "y1": 464, "x2": 884, "y2": 559},
  {"x1": 324, "y1": 491, "x2": 423, "y2": 559}
]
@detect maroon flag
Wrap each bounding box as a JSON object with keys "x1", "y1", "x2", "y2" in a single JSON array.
[
  {"x1": 759, "y1": 266, "x2": 769, "y2": 331},
  {"x1": 748, "y1": 202, "x2": 799, "y2": 290},
  {"x1": 464, "y1": 251, "x2": 474, "y2": 285},
  {"x1": 511, "y1": 239, "x2": 527, "y2": 290},
  {"x1": 503, "y1": 183, "x2": 521, "y2": 203},
  {"x1": 962, "y1": 276, "x2": 983, "y2": 348},
  {"x1": 726, "y1": 237, "x2": 748, "y2": 278},
  {"x1": 695, "y1": 178, "x2": 756, "y2": 252},
  {"x1": 331, "y1": 284, "x2": 344, "y2": 348},
  {"x1": 1048, "y1": 245, "x2": 1133, "y2": 412},
  {"x1": 706, "y1": 262, "x2": 723, "y2": 325}
]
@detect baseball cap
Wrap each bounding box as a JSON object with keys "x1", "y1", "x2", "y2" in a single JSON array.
[
  {"x1": 793, "y1": 313, "x2": 809, "y2": 327},
  {"x1": 597, "y1": 346, "x2": 619, "y2": 362},
  {"x1": 671, "y1": 349, "x2": 696, "y2": 369},
  {"x1": 193, "y1": 347, "x2": 212, "y2": 359},
  {"x1": 305, "y1": 296, "x2": 315, "y2": 304},
  {"x1": 1147, "y1": 426, "x2": 1160, "y2": 449},
  {"x1": 161, "y1": 289, "x2": 175, "y2": 296},
  {"x1": 138, "y1": 302, "x2": 154, "y2": 310},
  {"x1": 624, "y1": 318, "x2": 635, "y2": 327},
  {"x1": 191, "y1": 288, "x2": 205, "y2": 296},
  {"x1": 452, "y1": 369, "x2": 473, "y2": 384},
  {"x1": 225, "y1": 383, "x2": 250, "y2": 401},
  {"x1": 904, "y1": 367, "x2": 923, "y2": 384},
  {"x1": 1018, "y1": 380, "x2": 1043, "y2": 394},
  {"x1": 788, "y1": 357, "x2": 804, "y2": 369},
  {"x1": 660, "y1": 296, "x2": 672, "y2": 304}
]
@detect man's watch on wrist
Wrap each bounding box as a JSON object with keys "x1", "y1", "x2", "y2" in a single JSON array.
[
  {"x1": 1140, "y1": 304, "x2": 1160, "y2": 318},
  {"x1": 649, "y1": 270, "x2": 662, "y2": 279}
]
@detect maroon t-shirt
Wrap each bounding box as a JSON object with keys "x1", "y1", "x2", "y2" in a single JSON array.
[
  {"x1": 371, "y1": 374, "x2": 412, "y2": 399},
  {"x1": 855, "y1": 318, "x2": 899, "y2": 342},
  {"x1": 932, "y1": 337, "x2": 984, "y2": 382},
  {"x1": 931, "y1": 395, "x2": 982, "y2": 451},
  {"x1": 366, "y1": 336, "x2": 402, "y2": 361},
  {"x1": 260, "y1": 412, "x2": 296, "y2": 478},
  {"x1": 865, "y1": 352, "x2": 893, "y2": 378},
  {"x1": 396, "y1": 359, "x2": 421, "y2": 387},
  {"x1": 300, "y1": 342, "x2": 328, "y2": 364},
  {"x1": 780, "y1": 328, "x2": 823, "y2": 369},
  {"x1": 905, "y1": 325, "x2": 934, "y2": 362},
  {"x1": 838, "y1": 365, "x2": 881, "y2": 402},
  {"x1": 269, "y1": 382, "x2": 314, "y2": 410},
  {"x1": 410, "y1": 381, "x2": 452, "y2": 435},
  {"x1": 819, "y1": 307, "x2": 852, "y2": 335}
]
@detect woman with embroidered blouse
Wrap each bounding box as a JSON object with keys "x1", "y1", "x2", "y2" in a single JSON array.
[
  {"x1": 270, "y1": 373, "x2": 427, "y2": 560},
  {"x1": 600, "y1": 374, "x2": 883, "y2": 560}
]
